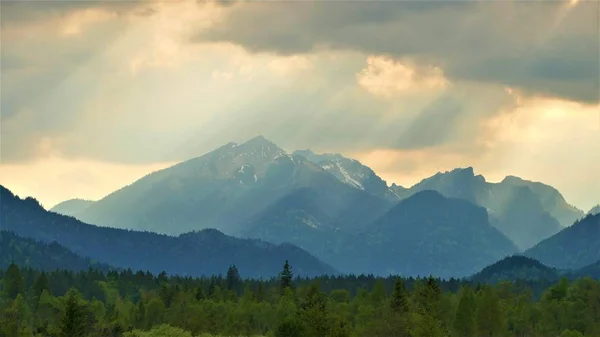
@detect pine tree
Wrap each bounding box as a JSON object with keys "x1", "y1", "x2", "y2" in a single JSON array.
[
  {"x1": 4, "y1": 262, "x2": 25, "y2": 300},
  {"x1": 299, "y1": 282, "x2": 330, "y2": 337},
  {"x1": 415, "y1": 276, "x2": 442, "y2": 317},
  {"x1": 279, "y1": 260, "x2": 294, "y2": 295},
  {"x1": 32, "y1": 271, "x2": 50, "y2": 307},
  {"x1": 60, "y1": 288, "x2": 88, "y2": 337},
  {"x1": 390, "y1": 277, "x2": 409, "y2": 314},
  {"x1": 226, "y1": 264, "x2": 242, "y2": 294}
]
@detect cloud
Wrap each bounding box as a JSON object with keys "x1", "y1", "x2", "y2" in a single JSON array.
[
  {"x1": 1, "y1": 0, "x2": 597, "y2": 177},
  {"x1": 352, "y1": 96, "x2": 600, "y2": 210},
  {"x1": 196, "y1": 0, "x2": 599, "y2": 104},
  {"x1": 0, "y1": 156, "x2": 175, "y2": 209},
  {"x1": 357, "y1": 56, "x2": 448, "y2": 98}
]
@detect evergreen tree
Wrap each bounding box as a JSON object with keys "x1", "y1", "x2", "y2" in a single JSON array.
[
  {"x1": 299, "y1": 282, "x2": 330, "y2": 337},
  {"x1": 415, "y1": 276, "x2": 442, "y2": 317},
  {"x1": 390, "y1": 277, "x2": 409, "y2": 314},
  {"x1": 226, "y1": 265, "x2": 242, "y2": 294},
  {"x1": 60, "y1": 288, "x2": 88, "y2": 337},
  {"x1": 4, "y1": 262, "x2": 25, "y2": 300},
  {"x1": 32, "y1": 271, "x2": 50, "y2": 307},
  {"x1": 279, "y1": 260, "x2": 294, "y2": 295}
]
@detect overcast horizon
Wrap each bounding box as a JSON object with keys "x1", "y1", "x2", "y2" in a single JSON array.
[{"x1": 1, "y1": 0, "x2": 599, "y2": 211}]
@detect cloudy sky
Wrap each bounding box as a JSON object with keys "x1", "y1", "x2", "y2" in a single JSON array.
[{"x1": 1, "y1": 0, "x2": 599, "y2": 211}]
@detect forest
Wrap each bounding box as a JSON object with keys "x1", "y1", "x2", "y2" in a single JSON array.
[{"x1": 1, "y1": 261, "x2": 599, "y2": 337}]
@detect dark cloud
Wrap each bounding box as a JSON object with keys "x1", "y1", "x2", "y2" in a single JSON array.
[
  {"x1": 0, "y1": 0, "x2": 147, "y2": 25},
  {"x1": 195, "y1": 0, "x2": 600, "y2": 103}
]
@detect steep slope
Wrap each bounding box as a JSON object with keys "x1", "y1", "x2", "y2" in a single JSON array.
[
  {"x1": 77, "y1": 136, "x2": 391, "y2": 236},
  {"x1": 350, "y1": 191, "x2": 518, "y2": 278},
  {"x1": 1, "y1": 230, "x2": 112, "y2": 272},
  {"x1": 0, "y1": 185, "x2": 336, "y2": 278},
  {"x1": 407, "y1": 167, "x2": 565, "y2": 250},
  {"x1": 470, "y1": 256, "x2": 560, "y2": 284},
  {"x1": 293, "y1": 150, "x2": 400, "y2": 201},
  {"x1": 525, "y1": 214, "x2": 600, "y2": 270},
  {"x1": 50, "y1": 198, "x2": 96, "y2": 218}
]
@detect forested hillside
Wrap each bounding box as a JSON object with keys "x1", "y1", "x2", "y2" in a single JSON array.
[
  {"x1": 470, "y1": 255, "x2": 560, "y2": 284},
  {"x1": 1, "y1": 262, "x2": 599, "y2": 337},
  {"x1": 0, "y1": 231, "x2": 111, "y2": 272},
  {"x1": 0, "y1": 185, "x2": 335, "y2": 278},
  {"x1": 525, "y1": 214, "x2": 600, "y2": 269}
]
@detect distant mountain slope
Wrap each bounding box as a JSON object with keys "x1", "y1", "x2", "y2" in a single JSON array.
[
  {"x1": 50, "y1": 198, "x2": 95, "y2": 217},
  {"x1": 76, "y1": 136, "x2": 392, "y2": 236},
  {"x1": 570, "y1": 260, "x2": 600, "y2": 279},
  {"x1": 588, "y1": 204, "x2": 600, "y2": 215},
  {"x1": 470, "y1": 255, "x2": 560, "y2": 284},
  {"x1": 242, "y1": 187, "x2": 379, "y2": 268},
  {"x1": 294, "y1": 153, "x2": 580, "y2": 251},
  {"x1": 500, "y1": 176, "x2": 584, "y2": 226},
  {"x1": 525, "y1": 214, "x2": 600, "y2": 270},
  {"x1": 1, "y1": 230, "x2": 112, "y2": 272},
  {"x1": 0, "y1": 185, "x2": 336, "y2": 278},
  {"x1": 293, "y1": 150, "x2": 400, "y2": 201},
  {"x1": 405, "y1": 167, "x2": 572, "y2": 250},
  {"x1": 349, "y1": 190, "x2": 518, "y2": 278}
]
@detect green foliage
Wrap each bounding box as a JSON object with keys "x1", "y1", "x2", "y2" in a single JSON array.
[
  {"x1": 278, "y1": 261, "x2": 293, "y2": 295},
  {"x1": 1, "y1": 263, "x2": 599, "y2": 337},
  {"x1": 453, "y1": 286, "x2": 476, "y2": 337},
  {"x1": 59, "y1": 288, "x2": 88, "y2": 337},
  {"x1": 4, "y1": 262, "x2": 25, "y2": 300}
]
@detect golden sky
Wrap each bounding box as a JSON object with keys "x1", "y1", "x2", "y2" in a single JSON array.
[{"x1": 1, "y1": 0, "x2": 598, "y2": 211}]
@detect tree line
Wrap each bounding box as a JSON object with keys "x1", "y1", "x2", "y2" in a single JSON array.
[{"x1": 1, "y1": 261, "x2": 599, "y2": 337}]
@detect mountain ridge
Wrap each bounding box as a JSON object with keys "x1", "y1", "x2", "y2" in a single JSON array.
[
  {"x1": 0, "y1": 184, "x2": 336, "y2": 278},
  {"x1": 524, "y1": 213, "x2": 600, "y2": 270}
]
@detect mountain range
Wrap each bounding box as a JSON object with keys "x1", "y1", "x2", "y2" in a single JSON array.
[
  {"x1": 28, "y1": 135, "x2": 592, "y2": 277},
  {"x1": 0, "y1": 185, "x2": 335, "y2": 278}
]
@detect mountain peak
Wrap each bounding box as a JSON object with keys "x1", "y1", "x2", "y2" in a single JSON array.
[
  {"x1": 242, "y1": 135, "x2": 276, "y2": 147},
  {"x1": 450, "y1": 166, "x2": 475, "y2": 176},
  {"x1": 502, "y1": 175, "x2": 524, "y2": 183},
  {"x1": 588, "y1": 205, "x2": 600, "y2": 215}
]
